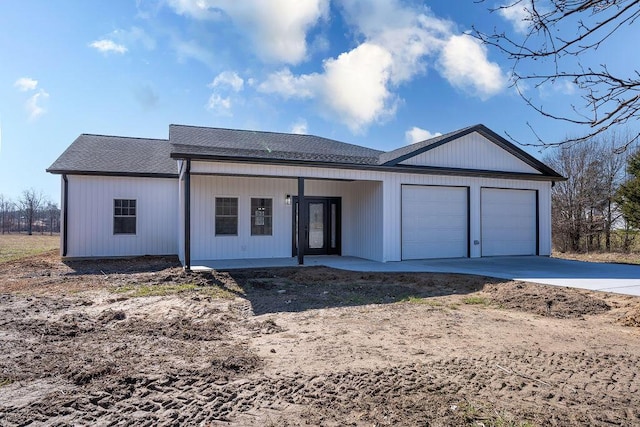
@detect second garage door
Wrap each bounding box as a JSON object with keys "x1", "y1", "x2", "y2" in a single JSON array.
[
  {"x1": 481, "y1": 188, "x2": 537, "y2": 256},
  {"x1": 401, "y1": 185, "x2": 468, "y2": 260}
]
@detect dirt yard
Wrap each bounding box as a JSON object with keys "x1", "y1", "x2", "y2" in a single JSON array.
[{"x1": 1, "y1": 251, "x2": 640, "y2": 426}]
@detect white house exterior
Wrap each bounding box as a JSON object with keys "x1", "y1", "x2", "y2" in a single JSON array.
[{"x1": 47, "y1": 124, "x2": 564, "y2": 269}]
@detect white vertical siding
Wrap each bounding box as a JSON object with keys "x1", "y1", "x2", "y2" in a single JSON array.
[
  {"x1": 189, "y1": 175, "x2": 385, "y2": 261},
  {"x1": 343, "y1": 181, "x2": 384, "y2": 261},
  {"x1": 400, "y1": 132, "x2": 541, "y2": 174},
  {"x1": 66, "y1": 175, "x2": 178, "y2": 257},
  {"x1": 191, "y1": 175, "x2": 296, "y2": 260},
  {"x1": 380, "y1": 172, "x2": 552, "y2": 261}
]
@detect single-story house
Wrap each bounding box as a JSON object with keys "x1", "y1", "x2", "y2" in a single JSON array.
[{"x1": 47, "y1": 123, "x2": 564, "y2": 269}]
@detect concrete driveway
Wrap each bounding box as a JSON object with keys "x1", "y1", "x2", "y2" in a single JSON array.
[
  {"x1": 398, "y1": 256, "x2": 640, "y2": 297},
  {"x1": 195, "y1": 255, "x2": 640, "y2": 297}
]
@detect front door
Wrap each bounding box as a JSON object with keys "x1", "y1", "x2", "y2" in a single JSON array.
[{"x1": 293, "y1": 197, "x2": 341, "y2": 256}]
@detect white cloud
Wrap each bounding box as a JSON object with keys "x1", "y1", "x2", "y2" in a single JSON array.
[
  {"x1": 89, "y1": 39, "x2": 128, "y2": 54},
  {"x1": 259, "y1": 43, "x2": 396, "y2": 133},
  {"x1": 258, "y1": 68, "x2": 318, "y2": 99},
  {"x1": 498, "y1": 1, "x2": 532, "y2": 34},
  {"x1": 209, "y1": 71, "x2": 244, "y2": 92},
  {"x1": 438, "y1": 34, "x2": 505, "y2": 100},
  {"x1": 291, "y1": 119, "x2": 308, "y2": 134},
  {"x1": 206, "y1": 93, "x2": 232, "y2": 114},
  {"x1": 255, "y1": 1, "x2": 506, "y2": 133},
  {"x1": 405, "y1": 126, "x2": 441, "y2": 144},
  {"x1": 166, "y1": 0, "x2": 329, "y2": 64},
  {"x1": 321, "y1": 43, "x2": 396, "y2": 132},
  {"x1": 14, "y1": 77, "x2": 38, "y2": 92},
  {"x1": 26, "y1": 89, "x2": 49, "y2": 120},
  {"x1": 339, "y1": 0, "x2": 450, "y2": 85}
]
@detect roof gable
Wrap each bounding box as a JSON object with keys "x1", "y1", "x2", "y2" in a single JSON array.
[
  {"x1": 398, "y1": 131, "x2": 540, "y2": 174},
  {"x1": 381, "y1": 124, "x2": 562, "y2": 177}
]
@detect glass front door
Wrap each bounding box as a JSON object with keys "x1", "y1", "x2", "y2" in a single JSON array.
[
  {"x1": 293, "y1": 197, "x2": 341, "y2": 256},
  {"x1": 308, "y1": 202, "x2": 325, "y2": 250}
]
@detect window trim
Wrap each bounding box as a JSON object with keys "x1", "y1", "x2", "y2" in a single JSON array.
[
  {"x1": 215, "y1": 196, "x2": 239, "y2": 236},
  {"x1": 250, "y1": 197, "x2": 273, "y2": 236},
  {"x1": 113, "y1": 198, "x2": 137, "y2": 235}
]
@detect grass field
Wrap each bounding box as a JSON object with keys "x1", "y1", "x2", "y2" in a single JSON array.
[{"x1": 0, "y1": 234, "x2": 59, "y2": 263}]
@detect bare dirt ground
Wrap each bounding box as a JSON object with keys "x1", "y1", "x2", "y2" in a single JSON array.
[
  {"x1": 1, "y1": 251, "x2": 640, "y2": 426},
  {"x1": 553, "y1": 251, "x2": 640, "y2": 265}
]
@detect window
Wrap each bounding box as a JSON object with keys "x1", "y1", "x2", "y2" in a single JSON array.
[
  {"x1": 215, "y1": 197, "x2": 238, "y2": 235},
  {"x1": 114, "y1": 199, "x2": 136, "y2": 235},
  {"x1": 251, "y1": 198, "x2": 272, "y2": 236}
]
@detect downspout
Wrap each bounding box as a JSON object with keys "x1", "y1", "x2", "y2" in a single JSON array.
[
  {"x1": 62, "y1": 174, "x2": 68, "y2": 257},
  {"x1": 184, "y1": 160, "x2": 191, "y2": 270}
]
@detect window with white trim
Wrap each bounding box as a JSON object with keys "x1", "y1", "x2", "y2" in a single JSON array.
[
  {"x1": 215, "y1": 197, "x2": 238, "y2": 235},
  {"x1": 114, "y1": 199, "x2": 136, "y2": 234}
]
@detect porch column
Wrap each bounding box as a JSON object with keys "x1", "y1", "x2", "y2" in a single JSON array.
[
  {"x1": 297, "y1": 177, "x2": 305, "y2": 265},
  {"x1": 184, "y1": 159, "x2": 191, "y2": 270}
]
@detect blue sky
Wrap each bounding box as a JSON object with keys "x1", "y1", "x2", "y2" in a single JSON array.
[{"x1": 0, "y1": 0, "x2": 635, "y2": 202}]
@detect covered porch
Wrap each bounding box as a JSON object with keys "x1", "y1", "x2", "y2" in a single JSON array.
[{"x1": 178, "y1": 159, "x2": 385, "y2": 269}]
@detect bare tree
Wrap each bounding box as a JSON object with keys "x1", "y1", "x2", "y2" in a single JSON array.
[
  {"x1": 546, "y1": 139, "x2": 607, "y2": 251},
  {"x1": 596, "y1": 131, "x2": 633, "y2": 250},
  {"x1": 19, "y1": 189, "x2": 44, "y2": 236},
  {"x1": 45, "y1": 201, "x2": 60, "y2": 235},
  {"x1": 475, "y1": 1, "x2": 640, "y2": 148},
  {"x1": 0, "y1": 194, "x2": 13, "y2": 235}
]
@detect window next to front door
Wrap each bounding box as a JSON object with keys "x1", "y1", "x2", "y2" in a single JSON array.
[{"x1": 251, "y1": 198, "x2": 273, "y2": 236}]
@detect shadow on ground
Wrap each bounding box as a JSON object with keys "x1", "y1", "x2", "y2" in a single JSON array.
[{"x1": 211, "y1": 266, "x2": 506, "y2": 315}]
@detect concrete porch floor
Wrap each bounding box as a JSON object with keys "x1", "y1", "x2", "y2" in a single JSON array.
[{"x1": 191, "y1": 256, "x2": 640, "y2": 297}]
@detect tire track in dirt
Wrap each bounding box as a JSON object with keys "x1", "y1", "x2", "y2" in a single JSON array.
[{"x1": 2, "y1": 349, "x2": 639, "y2": 426}]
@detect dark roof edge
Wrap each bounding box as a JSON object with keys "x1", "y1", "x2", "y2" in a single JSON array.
[
  {"x1": 78, "y1": 133, "x2": 168, "y2": 142},
  {"x1": 383, "y1": 124, "x2": 564, "y2": 179},
  {"x1": 170, "y1": 153, "x2": 565, "y2": 182},
  {"x1": 46, "y1": 169, "x2": 178, "y2": 179}
]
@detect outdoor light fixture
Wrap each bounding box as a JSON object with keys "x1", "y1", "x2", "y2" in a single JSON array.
[{"x1": 285, "y1": 194, "x2": 291, "y2": 205}]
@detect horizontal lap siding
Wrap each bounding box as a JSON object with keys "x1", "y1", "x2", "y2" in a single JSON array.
[{"x1": 66, "y1": 176, "x2": 178, "y2": 257}]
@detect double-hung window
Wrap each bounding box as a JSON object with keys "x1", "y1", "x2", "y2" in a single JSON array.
[
  {"x1": 114, "y1": 199, "x2": 136, "y2": 234},
  {"x1": 215, "y1": 197, "x2": 238, "y2": 235}
]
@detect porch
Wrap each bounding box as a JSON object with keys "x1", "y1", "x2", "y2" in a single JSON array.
[{"x1": 179, "y1": 164, "x2": 385, "y2": 267}]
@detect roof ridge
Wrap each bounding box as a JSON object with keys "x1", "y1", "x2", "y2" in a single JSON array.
[
  {"x1": 169, "y1": 123, "x2": 382, "y2": 151},
  {"x1": 81, "y1": 133, "x2": 168, "y2": 142}
]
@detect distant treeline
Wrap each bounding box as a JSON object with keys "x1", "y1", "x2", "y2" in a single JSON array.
[{"x1": 0, "y1": 189, "x2": 60, "y2": 235}]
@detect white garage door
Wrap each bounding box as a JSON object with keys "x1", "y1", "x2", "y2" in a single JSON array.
[
  {"x1": 401, "y1": 185, "x2": 468, "y2": 260},
  {"x1": 481, "y1": 188, "x2": 537, "y2": 256}
]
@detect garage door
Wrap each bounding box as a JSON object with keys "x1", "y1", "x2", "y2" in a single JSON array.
[
  {"x1": 481, "y1": 188, "x2": 537, "y2": 256},
  {"x1": 401, "y1": 185, "x2": 468, "y2": 260}
]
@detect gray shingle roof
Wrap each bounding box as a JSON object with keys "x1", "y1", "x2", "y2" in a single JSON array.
[
  {"x1": 169, "y1": 124, "x2": 383, "y2": 165},
  {"x1": 47, "y1": 124, "x2": 563, "y2": 180},
  {"x1": 47, "y1": 134, "x2": 177, "y2": 177}
]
